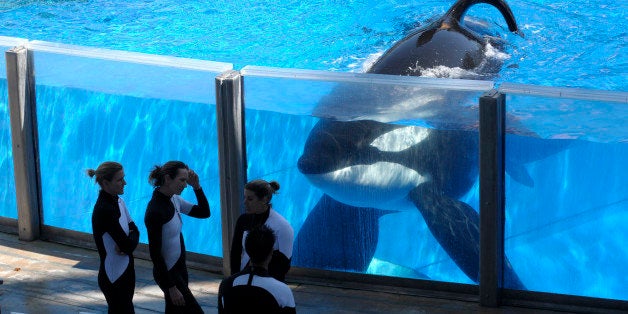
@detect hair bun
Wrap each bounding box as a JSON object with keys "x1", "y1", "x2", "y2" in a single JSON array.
[{"x1": 269, "y1": 181, "x2": 280, "y2": 192}]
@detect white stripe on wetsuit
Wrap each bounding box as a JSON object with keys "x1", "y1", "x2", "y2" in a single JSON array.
[
  {"x1": 161, "y1": 195, "x2": 196, "y2": 270},
  {"x1": 102, "y1": 198, "x2": 131, "y2": 282}
]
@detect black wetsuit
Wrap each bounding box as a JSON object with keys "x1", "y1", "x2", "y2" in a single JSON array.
[
  {"x1": 230, "y1": 208, "x2": 294, "y2": 282},
  {"x1": 145, "y1": 188, "x2": 210, "y2": 314},
  {"x1": 218, "y1": 266, "x2": 296, "y2": 314},
  {"x1": 92, "y1": 190, "x2": 139, "y2": 314}
]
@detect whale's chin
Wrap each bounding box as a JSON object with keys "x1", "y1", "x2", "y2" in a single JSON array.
[{"x1": 304, "y1": 162, "x2": 429, "y2": 208}]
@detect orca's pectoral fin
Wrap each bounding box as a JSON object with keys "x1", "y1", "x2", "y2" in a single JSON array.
[
  {"x1": 504, "y1": 257, "x2": 526, "y2": 290},
  {"x1": 293, "y1": 194, "x2": 385, "y2": 272},
  {"x1": 504, "y1": 135, "x2": 582, "y2": 188},
  {"x1": 505, "y1": 163, "x2": 534, "y2": 187},
  {"x1": 410, "y1": 184, "x2": 481, "y2": 282},
  {"x1": 409, "y1": 184, "x2": 526, "y2": 289}
]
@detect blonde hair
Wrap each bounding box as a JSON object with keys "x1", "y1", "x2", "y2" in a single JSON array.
[{"x1": 87, "y1": 161, "x2": 123, "y2": 187}]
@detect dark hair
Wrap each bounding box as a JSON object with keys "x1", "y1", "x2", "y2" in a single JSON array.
[
  {"x1": 148, "y1": 161, "x2": 188, "y2": 187},
  {"x1": 245, "y1": 225, "x2": 276, "y2": 264},
  {"x1": 87, "y1": 161, "x2": 123, "y2": 187},
  {"x1": 244, "y1": 179, "x2": 280, "y2": 204}
]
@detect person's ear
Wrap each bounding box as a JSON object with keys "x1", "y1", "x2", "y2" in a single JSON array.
[{"x1": 101, "y1": 179, "x2": 113, "y2": 193}]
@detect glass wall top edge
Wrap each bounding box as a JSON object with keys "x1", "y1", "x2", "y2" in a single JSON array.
[
  {"x1": 27, "y1": 40, "x2": 233, "y2": 72},
  {"x1": 241, "y1": 65, "x2": 494, "y2": 91},
  {"x1": 499, "y1": 82, "x2": 628, "y2": 103},
  {"x1": 0, "y1": 36, "x2": 28, "y2": 46}
]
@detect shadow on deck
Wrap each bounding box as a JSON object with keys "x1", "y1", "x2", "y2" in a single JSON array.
[{"x1": 0, "y1": 231, "x2": 568, "y2": 313}]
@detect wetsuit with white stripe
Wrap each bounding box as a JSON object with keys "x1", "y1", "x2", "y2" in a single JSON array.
[
  {"x1": 92, "y1": 190, "x2": 139, "y2": 314},
  {"x1": 230, "y1": 209, "x2": 294, "y2": 282},
  {"x1": 145, "y1": 188, "x2": 210, "y2": 314},
  {"x1": 218, "y1": 266, "x2": 296, "y2": 314}
]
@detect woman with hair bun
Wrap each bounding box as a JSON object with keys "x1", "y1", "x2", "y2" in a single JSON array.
[
  {"x1": 230, "y1": 179, "x2": 294, "y2": 282},
  {"x1": 88, "y1": 161, "x2": 139, "y2": 313},
  {"x1": 144, "y1": 160, "x2": 210, "y2": 314}
]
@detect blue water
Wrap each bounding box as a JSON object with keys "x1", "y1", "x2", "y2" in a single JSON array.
[
  {"x1": 1, "y1": 0, "x2": 626, "y2": 90},
  {"x1": 1, "y1": 0, "x2": 626, "y2": 301}
]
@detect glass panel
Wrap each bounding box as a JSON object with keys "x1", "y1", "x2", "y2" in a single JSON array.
[
  {"x1": 0, "y1": 37, "x2": 26, "y2": 219},
  {"x1": 502, "y1": 83, "x2": 628, "y2": 300},
  {"x1": 0, "y1": 77, "x2": 14, "y2": 219},
  {"x1": 242, "y1": 66, "x2": 492, "y2": 285},
  {"x1": 31, "y1": 41, "x2": 232, "y2": 257}
]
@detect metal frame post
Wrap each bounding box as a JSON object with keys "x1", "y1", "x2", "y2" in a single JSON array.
[
  {"x1": 479, "y1": 89, "x2": 506, "y2": 306},
  {"x1": 215, "y1": 70, "x2": 247, "y2": 275},
  {"x1": 5, "y1": 46, "x2": 42, "y2": 241}
]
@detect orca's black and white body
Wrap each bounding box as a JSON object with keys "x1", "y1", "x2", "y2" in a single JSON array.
[
  {"x1": 294, "y1": 0, "x2": 536, "y2": 288},
  {"x1": 368, "y1": 0, "x2": 523, "y2": 78}
]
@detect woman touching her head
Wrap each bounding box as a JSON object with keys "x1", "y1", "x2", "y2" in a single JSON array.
[{"x1": 144, "y1": 160, "x2": 210, "y2": 314}]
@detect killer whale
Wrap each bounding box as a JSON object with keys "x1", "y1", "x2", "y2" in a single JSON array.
[
  {"x1": 368, "y1": 0, "x2": 523, "y2": 78},
  {"x1": 294, "y1": 0, "x2": 535, "y2": 287}
]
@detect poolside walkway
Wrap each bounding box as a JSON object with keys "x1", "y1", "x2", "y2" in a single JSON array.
[{"x1": 0, "y1": 231, "x2": 564, "y2": 314}]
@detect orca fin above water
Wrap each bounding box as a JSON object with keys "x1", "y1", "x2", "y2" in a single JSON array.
[{"x1": 446, "y1": 0, "x2": 523, "y2": 36}]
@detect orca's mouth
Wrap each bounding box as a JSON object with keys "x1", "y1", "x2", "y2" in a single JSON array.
[
  {"x1": 297, "y1": 147, "x2": 379, "y2": 175},
  {"x1": 300, "y1": 162, "x2": 428, "y2": 208},
  {"x1": 297, "y1": 154, "x2": 323, "y2": 175},
  {"x1": 297, "y1": 135, "x2": 368, "y2": 175}
]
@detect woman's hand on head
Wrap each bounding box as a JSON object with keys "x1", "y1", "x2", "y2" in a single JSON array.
[{"x1": 187, "y1": 169, "x2": 201, "y2": 190}]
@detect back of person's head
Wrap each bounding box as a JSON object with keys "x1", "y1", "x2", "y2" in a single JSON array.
[
  {"x1": 245, "y1": 179, "x2": 280, "y2": 202},
  {"x1": 148, "y1": 160, "x2": 188, "y2": 187},
  {"x1": 245, "y1": 225, "x2": 276, "y2": 265},
  {"x1": 86, "y1": 161, "x2": 123, "y2": 187}
]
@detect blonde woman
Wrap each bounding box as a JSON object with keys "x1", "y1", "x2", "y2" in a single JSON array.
[{"x1": 88, "y1": 161, "x2": 139, "y2": 313}]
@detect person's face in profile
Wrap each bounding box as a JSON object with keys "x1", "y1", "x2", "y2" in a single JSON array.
[
  {"x1": 164, "y1": 168, "x2": 189, "y2": 195},
  {"x1": 102, "y1": 169, "x2": 126, "y2": 196},
  {"x1": 244, "y1": 189, "x2": 268, "y2": 214}
]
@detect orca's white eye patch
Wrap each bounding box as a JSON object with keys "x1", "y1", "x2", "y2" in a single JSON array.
[{"x1": 370, "y1": 127, "x2": 430, "y2": 152}]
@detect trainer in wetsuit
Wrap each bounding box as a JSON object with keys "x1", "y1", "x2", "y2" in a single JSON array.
[
  {"x1": 89, "y1": 161, "x2": 139, "y2": 314},
  {"x1": 230, "y1": 179, "x2": 294, "y2": 282},
  {"x1": 144, "y1": 161, "x2": 210, "y2": 314},
  {"x1": 219, "y1": 225, "x2": 296, "y2": 313}
]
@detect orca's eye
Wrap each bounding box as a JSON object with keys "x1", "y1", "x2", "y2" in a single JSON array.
[{"x1": 370, "y1": 127, "x2": 429, "y2": 152}]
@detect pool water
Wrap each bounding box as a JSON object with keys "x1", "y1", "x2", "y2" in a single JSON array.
[
  {"x1": 1, "y1": 0, "x2": 626, "y2": 301},
  {"x1": 1, "y1": 0, "x2": 625, "y2": 90}
]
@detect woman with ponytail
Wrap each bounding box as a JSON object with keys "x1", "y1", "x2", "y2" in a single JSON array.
[
  {"x1": 144, "y1": 160, "x2": 210, "y2": 313},
  {"x1": 88, "y1": 161, "x2": 139, "y2": 313},
  {"x1": 230, "y1": 179, "x2": 294, "y2": 282}
]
